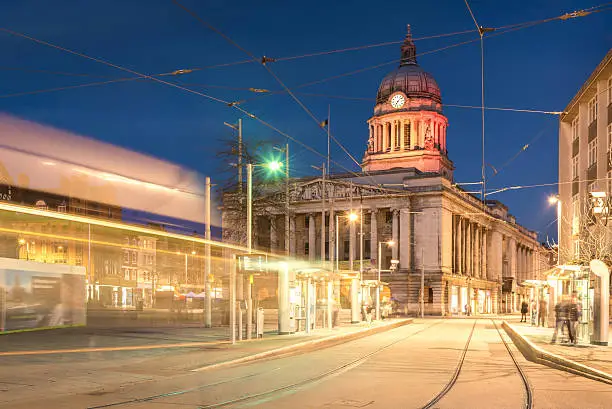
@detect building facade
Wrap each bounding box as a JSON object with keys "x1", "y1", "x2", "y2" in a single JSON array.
[
  {"x1": 558, "y1": 48, "x2": 612, "y2": 264},
  {"x1": 223, "y1": 26, "x2": 551, "y2": 315}
]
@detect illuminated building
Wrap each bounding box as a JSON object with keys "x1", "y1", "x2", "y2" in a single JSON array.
[{"x1": 223, "y1": 26, "x2": 552, "y2": 315}]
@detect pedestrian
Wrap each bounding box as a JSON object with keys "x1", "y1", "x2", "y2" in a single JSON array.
[
  {"x1": 520, "y1": 300, "x2": 528, "y2": 322},
  {"x1": 568, "y1": 296, "x2": 579, "y2": 344},
  {"x1": 530, "y1": 299, "x2": 537, "y2": 326},
  {"x1": 464, "y1": 303, "x2": 471, "y2": 316},
  {"x1": 551, "y1": 299, "x2": 564, "y2": 344},
  {"x1": 538, "y1": 298, "x2": 548, "y2": 327}
]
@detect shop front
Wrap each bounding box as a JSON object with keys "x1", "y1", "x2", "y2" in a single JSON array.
[{"x1": 546, "y1": 265, "x2": 592, "y2": 344}]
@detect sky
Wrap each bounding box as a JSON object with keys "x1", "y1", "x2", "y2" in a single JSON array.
[{"x1": 1, "y1": 0, "x2": 611, "y2": 241}]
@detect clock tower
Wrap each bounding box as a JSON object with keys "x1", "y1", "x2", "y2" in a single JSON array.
[{"x1": 362, "y1": 25, "x2": 453, "y2": 179}]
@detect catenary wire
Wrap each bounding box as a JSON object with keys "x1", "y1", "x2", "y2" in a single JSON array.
[
  {"x1": 0, "y1": 27, "x2": 374, "y2": 182},
  {"x1": 2, "y1": 4, "x2": 608, "y2": 101},
  {"x1": 171, "y1": 0, "x2": 380, "y2": 185}
]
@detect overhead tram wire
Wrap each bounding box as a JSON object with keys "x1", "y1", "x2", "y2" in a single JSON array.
[
  {"x1": 463, "y1": 0, "x2": 488, "y2": 207},
  {"x1": 171, "y1": 0, "x2": 381, "y2": 185},
  {"x1": 2, "y1": 5, "x2": 608, "y2": 101},
  {"x1": 0, "y1": 27, "x2": 369, "y2": 181}
]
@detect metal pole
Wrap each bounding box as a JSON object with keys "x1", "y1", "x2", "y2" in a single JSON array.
[
  {"x1": 285, "y1": 143, "x2": 290, "y2": 256},
  {"x1": 306, "y1": 276, "x2": 311, "y2": 334},
  {"x1": 377, "y1": 242, "x2": 381, "y2": 321},
  {"x1": 246, "y1": 275, "x2": 252, "y2": 339},
  {"x1": 238, "y1": 118, "x2": 243, "y2": 196},
  {"x1": 421, "y1": 248, "x2": 425, "y2": 319},
  {"x1": 230, "y1": 254, "x2": 236, "y2": 344},
  {"x1": 359, "y1": 205, "x2": 363, "y2": 281},
  {"x1": 335, "y1": 215, "x2": 339, "y2": 272},
  {"x1": 321, "y1": 163, "x2": 326, "y2": 266},
  {"x1": 205, "y1": 177, "x2": 212, "y2": 327},
  {"x1": 557, "y1": 199, "x2": 562, "y2": 260},
  {"x1": 184, "y1": 253, "x2": 188, "y2": 288},
  {"x1": 247, "y1": 163, "x2": 253, "y2": 254}
]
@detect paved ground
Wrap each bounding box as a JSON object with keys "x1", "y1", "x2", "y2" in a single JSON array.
[
  {"x1": 0, "y1": 318, "x2": 403, "y2": 407},
  {"x1": 509, "y1": 320, "x2": 612, "y2": 375},
  {"x1": 2, "y1": 318, "x2": 611, "y2": 408}
]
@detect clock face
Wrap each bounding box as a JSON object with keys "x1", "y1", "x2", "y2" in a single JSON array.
[{"x1": 390, "y1": 94, "x2": 405, "y2": 108}]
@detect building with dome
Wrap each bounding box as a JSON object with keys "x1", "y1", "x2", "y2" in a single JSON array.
[{"x1": 222, "y1": 26, "x2": 551, "y2": 318}]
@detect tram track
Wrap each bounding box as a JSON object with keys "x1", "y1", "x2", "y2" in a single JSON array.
[
  {"x1": 420, "y1": 319, "x2": 532, "y2": 409},
  {"x1": 88, "y1": 320, "x2": 443, "y2": 409}
]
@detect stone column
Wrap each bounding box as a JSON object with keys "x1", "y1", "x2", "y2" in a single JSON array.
[
  {"x1": 457, "y1": 217, "x2": 463, "y2": 274},
  {"x1": 289, "y1": 216, "x2": 296, "y2": 256},
  {"x1": 370, "y1": 209, "x2": 378, "y2": 265},
  {"x1": 400, "y1": 120, "x2": 405, "y2": 151},
  {"x1": 308, "y1": 214, "x2": 316, "y2": 263},
  {"x1": 349, "y1": 213, "x2": 355, "y2": 271},
  {"x1": 270, "y1": 216, "x2": 277, "y2": 251},
  {"x1": 399, "y1": 208, "x2": 411, "y2": 271},
  {"x1": 474, "y1": 225, "x2": 480, "y2": 278},
  {"x1": 321, "y1": 211, "x2": 326, "y2": 263},
  {"x1": 410, "y1": 120, "x2": 416, "y2": 149},
  {"x1": 508, "y1": 237, "x2": 517, "y2": 280},
  {"x1": 466, "y1": 222, "x2": 472, "y2": 276},
  {"x1": 481, "y1": 227, "x2": 487, "y2": 280},
  {"x1": 392, "y1": 209, "x2": 399, "y2": 261}
]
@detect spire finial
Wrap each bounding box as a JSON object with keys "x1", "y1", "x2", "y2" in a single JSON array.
[{"x1": 400, "y1": 24, "x2": 417, "y2": 66}]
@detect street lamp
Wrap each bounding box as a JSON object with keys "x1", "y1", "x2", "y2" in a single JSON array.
[
  {"x1": 377, "y1": 240, "x2": 395, "y2": 320},
  {"x1": 548, "y1": 195, "x2": 562, "y2": 264},
  {"x1": 246, "y1": 161, "x2": 284, "y2": 254}
]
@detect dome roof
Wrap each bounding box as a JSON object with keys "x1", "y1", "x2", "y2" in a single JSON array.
[{"x1": 375, "y1": 25, "x2": 441, "y2": 106}]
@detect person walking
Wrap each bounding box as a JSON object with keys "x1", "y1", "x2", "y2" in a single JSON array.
[
  {"x1": 530, "y1": 299, "x2": 537, "y2": 326},
  {"x1": 520, "y1": 300, "x2": 528, "y2": 322},
  {"x1": 538, "y1": 298, "x2": 548, "y2": 327},
  {"x1": 551, "y1": 299, "x2": 564, "y2": 344},
  {"x1": 568, "y1": 296, "x2": 579, "y2": 344}
]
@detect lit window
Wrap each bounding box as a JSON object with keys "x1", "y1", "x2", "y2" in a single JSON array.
[
  {"x1": 572, "y1": 116, "x2": 579, "y2": 141},
  {"x1": 588, "y1": 97, "x2": 598, "y2": 123},
  {"x1": 573, "y1": 240, "x2": 580, "y2": 259},
  {"x1": 572, "y1": 155, "x2": 579, "y2": 179},
  {"x1": 588, "y1": 139, "x2": 597, "y2": 167}
]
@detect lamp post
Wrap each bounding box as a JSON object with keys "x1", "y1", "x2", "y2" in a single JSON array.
[
  {"x1": 377, "y1": 240, "x2": 395, "y2": 321},
  {"x1": 246, "y1": 161, "x2": 283, "y2": 254},
  {"x1": 347, "y1": 211, "x2": 361, "y2": 323},
  {"x1": 548, "y1": 195, "x2": 561, "y2": 260}
]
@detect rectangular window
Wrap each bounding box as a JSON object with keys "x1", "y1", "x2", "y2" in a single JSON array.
[
  {"x1": 573, "y1": 240, "x2": 580, "y2": 259},
  {"x1": 588, "y1": 139, "x2": 597, "y2": 167},
  {"x1": 364, "y1": 239, "x2": 371, "y2": 259},
  {"x1": 572, "y1": 195, "x2": 580, "y2": 235},
  {"x1": 572, "y1": 155, "x2": 579, "y2": 179},
  {"x1": 123, "y1": 251, "x2": 130, "y2": 264},
  {"x1": 404, "y1": 123, "x2": 411, "y2": 148},
  {"x1": 588, "y1": 97, "x2": 598, "y2": 123},
  {"x1": 304, "y1": 216, "x2": 309, "y2": 229},
  {"x1": 324, "y1": 242, "x2": 329, "y2": 260},
  {"x1": 131, "y1": 251, "x2": 137, "y2": 265},
  {"x1": 304, "y1": 242, "x2": 309, "y2": 255},
  {"x1": 572, "y1": 116, "x2": 579, "y2": 141},
  {"x1": 608, "y1": 77, "x2": 612, "y2": 106},
  {"x1": 385, "y1": 211, "x2": 393, "y2": 224}
]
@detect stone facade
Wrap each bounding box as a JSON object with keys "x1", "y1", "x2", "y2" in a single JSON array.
[{"x1": 221, "y1": 26, "x2": 551, "y2": 315}]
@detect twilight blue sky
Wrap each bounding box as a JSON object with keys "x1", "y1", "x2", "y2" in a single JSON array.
[{"x1": 1, "y1": 0, "x2": 611, "y2": 240}]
